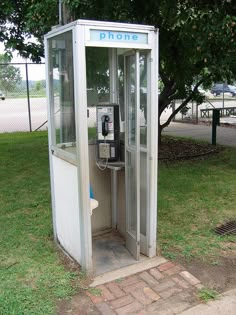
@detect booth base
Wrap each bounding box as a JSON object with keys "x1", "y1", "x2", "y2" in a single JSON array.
[
  {"x1": 92, "y1": 231, "x2": 145, "y2": 276},
  {"x1": 90, "y1": 256, "x2": 167, "y2": 287}
]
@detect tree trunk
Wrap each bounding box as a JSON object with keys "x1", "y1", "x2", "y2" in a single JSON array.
[
  {"x1": 61, "y1": 3, "x2": 74, "y2": 25},
  {"x1": 158, "y1": 79, "x2": 205, "y2": 145}
]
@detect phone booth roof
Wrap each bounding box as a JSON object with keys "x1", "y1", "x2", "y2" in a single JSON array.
[{"x1": 45, "y1": 19, "x2": 158, "y2": 50}]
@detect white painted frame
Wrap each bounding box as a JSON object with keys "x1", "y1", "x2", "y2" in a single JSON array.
[{"x1": 147, "y1": 30, "x2": 159, "y2": 257}]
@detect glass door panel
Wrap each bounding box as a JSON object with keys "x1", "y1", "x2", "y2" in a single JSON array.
[
  {"x1": 139, "y1": 53, "x2": 149, "y2": 253},
  {"x1": 126, "y1": 150, "x2": 137, "y2": 235},
  {"x1": 125, "y1": 51, "x2": 150, "y2": 258},
  {"x1": 125, "y1": 51, "x2": 140, "y2": 260},
  {"x1": 127, "y1": 55, "x2": 136, "y2": 146}
]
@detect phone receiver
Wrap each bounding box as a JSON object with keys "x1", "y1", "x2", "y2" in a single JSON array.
[{"x1": 101, "y1": 115, "x2": 110, "y2": 137}]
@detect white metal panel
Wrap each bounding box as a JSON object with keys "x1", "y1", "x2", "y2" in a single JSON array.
[
  {"x1": 85, "y1": 41, "x2": 150, "y2": 49},
  {"x1": 147, "y1": 30, "x2": 159, "y2": 257},
  {"x1": 45, "y1": 24, "x2": 75, "y2": 39},
  {"x1": 109, "y1": 48, "x2": 118, "y2": 104},
  {"x1": 77, "y1": 19, "x2": 155, "y2": 31},
  {"x1": 135, "y1": 50, "x2": 141, "y2": 258},
  {"x1": 74, "y1": 25, "x2": 93, "y2": 272},
  {"x1": 45, "y1": 37, "x2": 57, "y2": 240},
  {"x1": 52, "y1": 155, "x2": 82, "y2": 263}
]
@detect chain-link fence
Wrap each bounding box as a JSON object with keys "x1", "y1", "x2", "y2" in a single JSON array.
[
  {"x1": 171, "y1": 96, "x2": 236, "y2": 125},
  {"x1": 2, "y1": 62, "x2": 236, "y2": 133},
  {"x1": 0, "y1": 62, "x2": 47, "y2": 132}
]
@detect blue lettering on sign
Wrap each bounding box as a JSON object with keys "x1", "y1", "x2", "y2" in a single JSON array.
[
  {"x1": 99, "y1": 31, "x2": 139, "y2": 41},
  {"x1": 90, "y1": 30, "x2": 148, "y2": 44}
]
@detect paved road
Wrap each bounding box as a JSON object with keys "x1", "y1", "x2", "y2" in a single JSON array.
[
  {"x1": 163, "y1": 122, "x2": 236, "y2": 147},
  {"x1": 180, "y1": 289, "x2": 236, "y2": 315},
  {"x1": 0, "y1": 97, "x2": 48, "y2": 132},
  {"x1": 1, "y1": 97, "x2": 236, "y2": 140}
]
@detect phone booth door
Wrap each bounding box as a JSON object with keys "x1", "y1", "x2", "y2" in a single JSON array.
[{"x1": 125, "y1": 51, "x2": 141, "y2": 260}]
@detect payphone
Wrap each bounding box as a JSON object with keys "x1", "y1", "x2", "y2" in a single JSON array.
[{"x1": 96, "y1": 104, "x2": 120, "y2": 161}]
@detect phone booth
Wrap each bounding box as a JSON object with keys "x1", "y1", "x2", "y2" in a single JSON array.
[{"x1": 45, "y1": 20, "x2": 159, "y2": 275}]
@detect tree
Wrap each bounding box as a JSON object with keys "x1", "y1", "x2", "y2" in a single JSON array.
[
  {"x1": 68, "y1": 0, "x2": 236, "y2": 140},
  {"x1": 35, "y1": 81, "x2": 42, "y2": 92},
  {"x1": 1, "y1": 0, "x2": 236, "y2": 140},
  {"x1": 0, "y1": 54, "x2": 22, "y2": 94},
  {"x1": 0, "y1": 0, "x2": 58, "y2": 62}
]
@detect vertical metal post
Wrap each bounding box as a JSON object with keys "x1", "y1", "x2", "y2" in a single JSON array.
[
  {"x1": 135, "y1": 50, "x2": 140, "y2": 260},
  {"x1": 109, "y1": 48, "x2": 118, "y2": 104},
  {"x1": 25, "y1": 63, "x2": 32, "y2": 132},
  {"x1": 212, "y1": 109, "x2": 220, "y2": 145},
  {"x1": 111, "y1": 168, "x2": 118, "y2": 230},
  {"x1": 222, "y1": 84, "x2": 225, "y2": 108},
  {"x1": 196, "y1": 103, "x2": 199, "y2": 124},
  {"x1": 59, "y1": 0, "x2": 63, "y2": 25},
  {"x1": 191, "y1": 100, "x2": 194, "y2": 120}
]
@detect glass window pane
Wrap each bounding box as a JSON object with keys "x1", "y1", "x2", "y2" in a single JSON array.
[
  {"x1": 86, "y1": 47, "x2": 110, "y2": 141},
  {"x1": 140, "y1": 151, "x2": 147, "y2": 236},
  {"x1": 118, "y1": 53, "x2": 125, "y2": 121},
  {"x1": 48, "y1": 31, "x2": 75, "y2": 151},
  {"x1": 86, "y1": 47, "x2": 110, "y2": 105},
  {"x1": 127, "y1": 55, "x2": 136, "y2": 146},
  {"x1": 140, "y1": 53, "x2": 148, "y2": 147},
  {"x1": 127, "y1": 151, "x2": 137, "y2": 236}
]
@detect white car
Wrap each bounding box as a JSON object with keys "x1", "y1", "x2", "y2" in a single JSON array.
[
  {"x1": 0, "y1": 90, "x2": 5, "y2": 100},
  {"x1": 228, "y1": 85, "x2": 236, "y2": 96}
]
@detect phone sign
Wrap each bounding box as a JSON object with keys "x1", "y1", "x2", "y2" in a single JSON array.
[{"x1": 90, "y1": 29, "x2": 148, "y2": 44}]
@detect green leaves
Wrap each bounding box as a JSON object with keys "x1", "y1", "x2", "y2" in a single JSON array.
[
  {"x1": 0, "y1": 0, "x2": 58, "y2": 62},
  {"x1": 2, "y1": 0, "x2": 236, "y2": 125},
  {"x1": 0, "y1": 54, "x2": 22, "y2": 93}
]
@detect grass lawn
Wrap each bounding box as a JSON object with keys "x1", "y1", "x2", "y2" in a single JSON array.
[
  {"x1": 0, "y1": 132, "x2": 79, "y2": 315},
  {"x1": 0, "y1": 132, "x2": 235, "y2": 314},
  {"x1": 158, "y1": 144, "x2": 236, "y2": 262}
]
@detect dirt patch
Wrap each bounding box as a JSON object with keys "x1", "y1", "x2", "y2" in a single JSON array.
[
  {"x1": 159, "y1": 137, "x2": 219, "y2": 161},
  {"x1": 57, "y1": 294, "x2": 100, "y2": 315},
  {"x1": 56, "y1": 249, "x2": 99, "y2": 315},
  {"x1": 179, "y1": 255, "x2": 236, "y2": 293}
]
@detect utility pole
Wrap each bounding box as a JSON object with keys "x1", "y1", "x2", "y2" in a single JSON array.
[{"x1": 59, "y1": 0, "x2": 74, "y2": 25}]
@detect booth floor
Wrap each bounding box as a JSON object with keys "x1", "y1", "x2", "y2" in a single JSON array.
[{"x1": 92, "y1": 231, "x2": 147, "y2": 276}]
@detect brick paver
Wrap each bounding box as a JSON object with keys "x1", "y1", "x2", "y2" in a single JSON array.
[
  {"x1": 106, "y1": 282, "x2": 126, "y2": 298},
  {"x1": 149, "y1": 267, "x2": 165, "y2": 280},
  {"x1": 110, "y1": 295, "x2": 134, "y2": 309},
  {"x1": 116, "y1": 301, "x2": 143, "y2": 315},
  {"x1": 180, "y1": 271, "x2": 200, "y2": 285},
  {"x1": 86, "y1": 259, "x2": 202, "y2": 314},
  {"x1": 139, "y1": 271, "x2": 159, "y2": 286},
  {"x1": 158, "y1": 261, "x2": 175, "y2": 272}
]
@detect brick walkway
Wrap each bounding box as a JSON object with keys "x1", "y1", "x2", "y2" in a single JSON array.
[{"x1": 86, "y1": 261, "x2": 203, "y2": 315}]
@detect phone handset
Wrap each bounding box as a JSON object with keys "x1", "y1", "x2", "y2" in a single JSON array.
[{"x1": 101, "y1": 115, "x2": 110, "y2": 137}]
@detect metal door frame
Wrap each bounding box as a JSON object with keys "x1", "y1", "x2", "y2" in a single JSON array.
[{"x1": 124, "y1": 50, "x2": 140, "y2": 260}]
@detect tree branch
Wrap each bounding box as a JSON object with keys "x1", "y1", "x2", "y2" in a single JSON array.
[{"x1": 160, "y1": 79, "x2": 204, "y2": 130}]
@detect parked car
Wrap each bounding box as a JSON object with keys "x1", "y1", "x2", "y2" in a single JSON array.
[
  {"x1": 211, "y1": 83, "x2": 236, "y2": 96},
  {"x1": 228, "y1": 85, "x2": 236, "y2": 95},
  {"x1": 0, "y1": 90, "x2": 5, "y2": 100}
]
